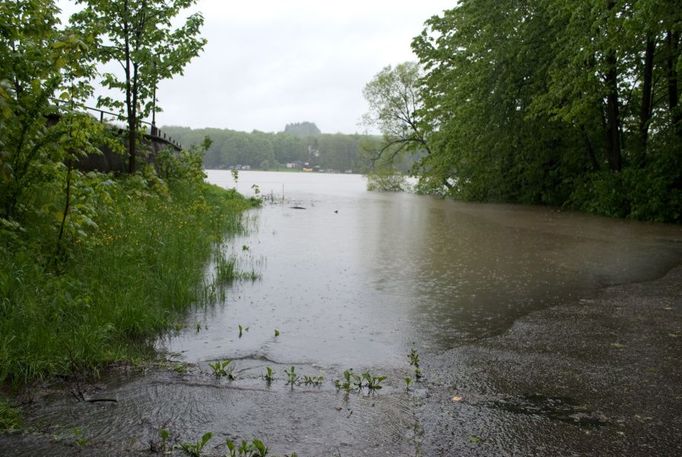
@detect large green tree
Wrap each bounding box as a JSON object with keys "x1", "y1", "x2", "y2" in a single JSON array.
[
  {"x1": 71, "y1": 0, "x2": 206, "y2": 172},
  {"x1": 407, "y1": 0, "x2": 681, "y2": 220},
  {"x1": 362, "y1": 63, "x2": 432, "y2": 168},
  {"x1": 0, "y1": 0, "x2": 100, "y2": 219}
]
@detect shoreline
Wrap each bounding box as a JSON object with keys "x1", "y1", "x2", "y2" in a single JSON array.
[{"x1": 416, "y1": 263, "x2": 682, "y2": 456}]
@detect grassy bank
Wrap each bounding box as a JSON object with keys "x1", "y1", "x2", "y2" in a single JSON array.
[{"x1": 0, "y1": 168, "x2": 255, "y2": 386}]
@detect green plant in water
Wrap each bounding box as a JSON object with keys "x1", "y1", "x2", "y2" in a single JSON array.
[
  {"x1": 209, "y1": 360, "x2": 234, "y2": 379},
  {"x1": 334, "y1": 369, "x2": 357, "y2": 392},
  {"x1": 174, "y1": 363, "x2": 189, "y2": 374},
  {"x1": 404, "y1": 377, "x2": 413, "y2": 390},
  {"x1": 226, "y1": 438, "x2": 271, "y2": 457},
  {"x1": 0, "y1": 399, "x2": 22, "y2": 432},
  {"x1": 263, "y1": 367, "x2": 275, "y2": 384},
  {"x1": 284, "y1": 366, "x2": 299, "y2": 385},
  {"x1": 361, "y1": 371, "x2": 386, "y2": 390},
  {"x1": 215, "y1": 254, "x2": 237, "y2": 284},
  {"x1": 159, "y1": 428, "x2": 171, "y2": 455},
  {"x1": 335, "y1": 369, "x2": 385, "y2": 392},
  {"x1": 274, "y1": 329, "x2": 280, "y2": 337},
  {"x1": 408, "y1": 348, "x2": 422, "y2": 381},
  {"x1": 302, "y1": 374, "x2": 324, "y2": 386},
  {"x1": 179, "y1": 431, "x2": 213, "y2": 457},
  {"x1": 72, "y1": 427, "x2": 88, "y2": 447},
  {"x1": 238, "y1": 324, "x2": 249, "y2": 338}
]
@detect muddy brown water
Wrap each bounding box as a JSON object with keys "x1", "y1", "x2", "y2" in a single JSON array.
[{"x1": 2, "y1": 170, "x2": 681, "y2": 456}]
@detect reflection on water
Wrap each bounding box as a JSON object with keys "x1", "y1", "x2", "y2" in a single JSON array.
[{"x1": 162, "y1": 170, "x2": 682, "y2": 367}]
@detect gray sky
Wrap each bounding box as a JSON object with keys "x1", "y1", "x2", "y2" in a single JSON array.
[{"x1": 59, "y1": 0, "x2": 453, "y2": 134}]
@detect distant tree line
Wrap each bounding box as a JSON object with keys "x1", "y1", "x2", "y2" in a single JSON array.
[
  {"x1": 365, "y1": 0, "x2": 681, "y2": 222},
  {"x1": 162, "y1": 124, "x2": 384, "y2": 173}
]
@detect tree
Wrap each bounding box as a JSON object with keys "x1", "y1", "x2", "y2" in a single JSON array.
[
  {"x1": 72, "y1": 0, "x2": 207, "y2": 172},
  {"x1": 283, "y1": 122, "x2": 321, "y2": 138},
  {"x1": 0, "y1": 0, "x2": 100, "y2": 220},
  {"x1": 409, "y1": 0, "x2": 681, "y2": 220},
  {"x1": 362, "y1": 62, "x2": 431, "y2": 167}
]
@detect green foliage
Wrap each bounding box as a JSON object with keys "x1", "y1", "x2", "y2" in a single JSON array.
[
  {"x1": 215, "y1": 254, "x2": 237, "y2": 284},
  {"x1": 366, "y1": 169, "x2": 409, "y2": 192},
  {"x1": 209, "y1": 360, "x2": 234, "y2": 379},
  {"x1": 284, "y1": 366, "x2": 299, "y2": 386},
  {"x1": 226, "y1": 438, "x2": 272, "y2": 457},
  {"x1": 179, "y1": 431, "x2": 213, "y2": 457},
  {"x1": 263, "y1": 367, "x2": 275, "y2": 383},
  {"x1": 334, "y1": 368, "x2": 385, "y2": 392},
  {"x1": 0, "y1": 398, "x2": 22, "y2": 432},
  {"x1": 401, "y1": 0, "x2": 682, "y2": 222},
  {"x1": 0, "y1": 0, "x2": 102, "y2": 219},
  {"x1": 302, "y1": 375, "x2": 324, "y2": 386},
  {"x1": 156, "y1": 138, "x2": 211, "y2": 186},
  {"x1": 162, "y1": 125, "x2": 380, "y2": 173},
  {"x1": 0, "y1": 169, "x2": 253, "y2": 385},
  {"x1": 362, "y1": 62, "x2": 432, "y2": 174},
  {"x1": 71, "y1": 0, "x2": 207, "y2": 171},
  {"x1": 408, "y1": 348, "x2": 422, "y2": 381}
]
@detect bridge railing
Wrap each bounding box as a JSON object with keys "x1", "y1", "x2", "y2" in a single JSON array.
[{"x1": 50, "y1": 100, "x2": 183, "y2": 151}]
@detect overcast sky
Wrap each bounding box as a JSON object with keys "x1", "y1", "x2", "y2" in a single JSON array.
[{"x1": 59, "y1": 0, "x2": 453, "y2": 134}]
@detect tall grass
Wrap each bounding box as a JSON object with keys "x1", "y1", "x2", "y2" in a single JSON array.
[{"x1": 0, "y1": 171, "x2": 254, "y2": 385}]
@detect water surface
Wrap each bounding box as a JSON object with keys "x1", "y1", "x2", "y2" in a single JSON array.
[{"x1": 162, "y1": 170, "x2": 682, "y2": 368}]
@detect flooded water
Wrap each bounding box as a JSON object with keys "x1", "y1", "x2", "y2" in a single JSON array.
[
  {"x1": 4, "y1": 170, "x2": 682, "y2": 456},
  {"x1": 163, "y1": 170, "x2": 682, "y2": 367}
]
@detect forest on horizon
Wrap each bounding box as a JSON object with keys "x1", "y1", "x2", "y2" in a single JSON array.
[{"x1": 161, "y1": 123, "x2": 388, "y2": 173}]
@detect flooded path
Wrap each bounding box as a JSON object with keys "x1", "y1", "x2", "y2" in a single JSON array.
[{"x1": 2, "y1": 171, "x2": 681, "y2": 456}]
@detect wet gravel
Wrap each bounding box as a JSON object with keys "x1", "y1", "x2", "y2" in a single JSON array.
[{"x1": 415, "y1": 265, "x2": 682, "y2": 456}]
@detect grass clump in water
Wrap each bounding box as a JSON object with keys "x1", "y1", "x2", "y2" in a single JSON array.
[
  {"x1": 0, "y1": 398, "x2": 21, "y2": 431},
  {"x1": 0, "y1": 161, "x2": 256, "y2": 386}
]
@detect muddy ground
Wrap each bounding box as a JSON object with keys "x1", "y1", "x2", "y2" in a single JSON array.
[{"x1": 1, "y1": 266, "x2": 680, "y2": 456}]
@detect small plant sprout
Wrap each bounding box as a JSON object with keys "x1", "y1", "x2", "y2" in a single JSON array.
[
  {"x1": 238, "y1": 324, "x2": 249, "y2": 338},
  {"x1": 361, "y1": 371, "x2": 386, "y2": 390},
  {"x1": 303, "y1": 375, "x2": 324, "y2": 386},
  {"x1": 72, "y1": 427, "x2": 88, "y2": 447},
  {"x1": 274, "y1": 329, "x2": 280, "y2": 337},
  {"x1": 408, "y1": 348, "x2": 420, "y2": 367},
  {"x1": 209, "y1": 360, "x2": 235, "y2": 379},
  {"x1": 179, "y1": 431, "x2": 212, "y2": 457},
  {"x1": 263, "y1": 367, "x2": 275, "y2": 384},
  {"x1": 195, "y1": 322, "x2": 202, "y2": 333},
  {"x1": 404, "y1": 377, "x2": 413, "y2": 390},
  {"x1": 242, "y1": 244, "x2": 250, "y2": 251},
  {"x1": 159, "y1": 428, "x2": 171, "y2": 454},
  {"x1": 408, "y1": 348, "x2": 423, "y2": 381},
  {"x1": 335, "y1": 368, "x2": 356, "y2": 392},
  {"x1": 335, "y1": 369, "x2": 386, "y2": 392},
  {"x1": 284, "y1": 366, "x2": 299, "y2": 385}
]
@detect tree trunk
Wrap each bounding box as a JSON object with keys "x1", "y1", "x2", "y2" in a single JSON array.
[
  {"x1": 123, "y1": 0, "x2": 136, "y2": 173},
  {"x1": 636, "y1": 36, "x2": 655, "y2": 165},
  {"x1": 667, "y1": 31, "x2": 681, "y2": 137}
]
